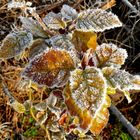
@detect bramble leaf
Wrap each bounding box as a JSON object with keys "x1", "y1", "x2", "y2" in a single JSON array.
[
  {"x1": 61, "y1": 4, "x2": 78, "y2": 21},
  {"x1": 64, "y1": 67, "x2": 111, "y2": 135},
  {"x1": 72, "y1": 30, "x2": 97, "y2": 53},
  {"x1": 76, "y1": 8, "x2": 122, "y2": 32},
  {"x1": 92, "y1": 43, "x2": 128, "y2": 68},
  {"x1": 22, "y1": 48, "x2": 75, "y2": 87},
  {"x1": 103, "y1": 67, "x2": 140, "y2": 91},
  {"x1": 20, "y1": 17, "x2": 48, "y2": 38},
  {"x1": 0, "y1": 31, "x2": 33, "y2": 59},
  {"x1": 102, "y1": 67, "x2": 140, "y2": 102},
  {"x1": 34, "y1": 94, "x2": 57, "y2": 111},
  {"x1": 43, "y1": 12, "x2": 66, "y2": 30},
  {"x1": 28, "y1": 39, "x2": 48, "y2": 59},
  {"x1": 46, "y1": 35, "x2": 79, "y2": 64}
]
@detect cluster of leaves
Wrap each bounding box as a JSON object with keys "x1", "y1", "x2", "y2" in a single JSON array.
[{"x1": 0, "y1": 3, "x2": 140, "y2": 138}]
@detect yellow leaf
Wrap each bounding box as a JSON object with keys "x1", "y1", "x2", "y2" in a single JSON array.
[
  {"x1": 72, "y1": 30, "x2": 97, "y2": 52},
  {"x1": 64, "y1": 67, "x2": 111, "y2": 135}
]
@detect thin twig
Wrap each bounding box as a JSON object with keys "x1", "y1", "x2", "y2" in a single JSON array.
[
  {"x1": 110, "y1": 105, "x2": 140, "y2": 140},
  {"x1": 122, "y1": 0, "x2": 139, "y2": 13}
]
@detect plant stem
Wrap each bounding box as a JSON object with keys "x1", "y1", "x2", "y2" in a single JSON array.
[{"x1": 110, "y1": 104, "x2": 140, "y2": 140}]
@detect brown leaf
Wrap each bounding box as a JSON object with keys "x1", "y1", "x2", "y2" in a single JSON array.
[{"x1": 22, "y1": 49, "x2": 75, "y2": 87}]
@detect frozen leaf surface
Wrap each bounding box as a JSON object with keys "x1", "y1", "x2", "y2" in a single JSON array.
[
  {"x1": 47, "y1": 35, "x2": 79, "y2": 64},
  {"x1": 28, "y1": 39, "x2": 48, "y2": 59},
  {"x1": 64, "y1": 67, "x2": 111, "y2": 135},
  {"x1": 76, "y1": 8, "x2": 122, "y2": 32},
  {"x1": 43, "y1": 12, "x2": 66, "y2": 30},
  {"x1": 72, "y1": 30, "x2": 97, "y2": 53},
  {"x1": 103, "y1": 67, "x2": 140, "y2": 91},
  {"x1": 22, "y1": 48, "x2": 75, "y2": 87},
  {"x1": 92, "y1": 43, "x2": 128, "y2": 67},
  {"x1": 20, "y1": 17, "x2": 48, "y2": 38},
  {"x1": 61, "y1": 4, "x2": 78, "y2": 21},
  {"x1": 0, "y1": 31, "x2": 33, "y2": 59}
]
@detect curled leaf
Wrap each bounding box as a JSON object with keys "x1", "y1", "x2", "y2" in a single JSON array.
[
  {"x1": 0, "y1": 31, "x2": 33, "y2": 59},
  {"x1": 61, "y1": 4, "x2": 78, "y2": 21},
  {"x1": 76, "y1": 8, "x2": 122, "y2": 32},
  {"x1": 22, "y1": 48, "x2": 75, "y2": 87},
  {"x1": 20, "y1": 17, "x2": 48, "y2": 38},
  {"x1": 92, "y1": 43, "x2": 128, "y2": 68},
  {"x1": 43, "y1": 12, "x2": 66, "y2": 30},
  {"x1": 28, "y1": 39, "x2": 48, "y2": 59},
  {"x1": 64, "y1": 67, "x2": 111, "y2": 135},
  {"x1": 72, "y1": 30, "x2": 97, "y2": 53},
  {"x1": 36, "y1": 111, "x2": 48, "y2": 125}
]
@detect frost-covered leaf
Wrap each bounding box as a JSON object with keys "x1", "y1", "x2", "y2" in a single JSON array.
[
  {"x1": 51, "y1": 132, "x2": 66, "y2": 140},
  {"x1": 49, "y1": 122, "x2": 60, "y2": 132},
  {"x1": 22, "y1": 48, "x2": 75, "y2": 87},
  {"x1": 64, "y1": 67, "x2": 111, "y2": 135},
  {"x1": 61, "y1": 4, "x2": 78, "y2": 21},
  {"x1": 72, "y1": 30, "x2": 97, "y2": 53},
  {"x1": 28, "y1": 39, "x2": 48, "y2": 59},
  {"x1": 20, "y1": 17, "x2": 48, "y2": 38},
  {"x1": 11, "y1": 101, "x2": 26, "y2": 114},
  {"x1": 92, "y1": 43, "x2": 128, "y2": 67},
  {"x1": 2, "y1": 83, "x2": 26, "y2": 113},
  {"x1": 102, "y1": 67, "x2": 140, "y2": 91},
  {"x1": 46, "y1": 35, "x2": 79, "y2": 64},
  {"x1": 36, "y1": 111, "x2": 48, "y2": 125},
  {"x1": 43, "y1": 12, "x2": 66, "y2": 30},
  {"x1": 46, "y1": 93, "x2": 57, "y2": 107},
  {"x1": 76, "y1": 8, "x2": 122, "y2": 32},
  {"x1": 34, "y1": 102, "x2": 47, "y2": 112},
  {"x1": 103, "y1": 67, "x2": 140, "y2": 102},
  {"x1": 0, "y1": 31, "x2": 33, "y2": 59}
]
